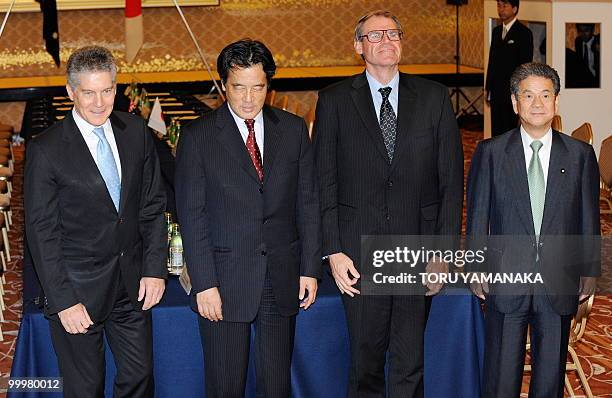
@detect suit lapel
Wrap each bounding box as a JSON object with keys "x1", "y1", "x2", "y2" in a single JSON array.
[
  {"x1": 61, "y1": 113, "x2": 117, "y2": 213},
  {"x1": 110, "y1": 113, "x2": 131, "y2": 214},
  {"x1": 390, "y1": 73, "x2": 418, "y2": 173},
  {"x1": 504, "y1": 129, "x2": 535, "y2": 235},
  {"x1": 540, "y1": 132, "x2": 568, "y2": 235},
  {"x1": 262, "y1": 106, "x2": 281, "y2": 185},
  {"x1": 350, "y1": 73, "x2": 389, "y2": 162},
  {"x1": 215, "y1": 103, "x2": 261, "y2": 184}
]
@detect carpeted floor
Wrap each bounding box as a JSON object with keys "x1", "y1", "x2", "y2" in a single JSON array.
[{"x1": 0, "y1": 131, "x2": 610, "y2": 397}]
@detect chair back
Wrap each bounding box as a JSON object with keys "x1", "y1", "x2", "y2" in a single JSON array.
[
  {"x1": 304, "y1": 106, "x2": 316, "y2": 140},
  {"x1": 552, "y1": 114, "x2": 562, "y2": 132},
  {"x1": 571, "y1": 122, "x2": 593, "y2": 145},
  {"x1": 265, "y1": 90, "x2": 276, "y2": 106}
]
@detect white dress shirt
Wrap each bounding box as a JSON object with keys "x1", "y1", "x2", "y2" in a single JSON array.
[
  {"x1": 72, "y1": 109, "x2": 122, "y2": 180},
  {"x1": 228, "y1": 105, "x2": 265, "y2": 161},
  {"x1": 366, "y1": 70, "x2": 399, "y2": 120},
  {"x1": 502, "y1": 17, "x2": 517, "y2": 39},
  {"x1": 520, "y1": 126, "x2": 552, "y2": 190}
]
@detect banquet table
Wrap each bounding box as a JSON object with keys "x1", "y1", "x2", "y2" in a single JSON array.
[{"x1": 10, "y1": 271, "x2": 484, "y2": 397}]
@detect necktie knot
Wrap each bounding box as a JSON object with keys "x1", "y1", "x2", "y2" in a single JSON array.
[
  {"x1": 244, "y1": 119, "x2": 255, "y2": 132},
  {"x1": 530, "y1": 140, "x2": 543, "y2": 153},
  {"x1": 379, "y1": 87, "x2": 392, "y2": 101},
  {"x1": 92, "y1": 126, "x2": 105, "y2": 140}
]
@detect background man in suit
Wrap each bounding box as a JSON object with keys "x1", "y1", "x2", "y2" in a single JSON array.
[
  {"x1": 24, "y1": 46, "x2": 167, "y2": 397},
  {"x1": 467, "y1": 63, "x2": 599, "y2": 397},
  {"x1": 314, "y1": 10, "x2": 463, "y2": 397},
  {"x1": 175, "y1": 39, "x2": 321, "y2": 397},
  {"x1": 574, "y1": 23, "x2": 600, "y2": 88},
  {"x1": 486, "y1": 0, "x2": 533, "y2": 136}
]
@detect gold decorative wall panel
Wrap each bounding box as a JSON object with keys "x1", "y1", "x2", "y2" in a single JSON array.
[{"x1": 0, "y1": 0, "x2": 487, "y2": 81}]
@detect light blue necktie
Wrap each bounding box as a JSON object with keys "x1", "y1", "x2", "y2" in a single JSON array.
[{"x1": 92, "y1": 126, "x2": 121, "y2": 211}]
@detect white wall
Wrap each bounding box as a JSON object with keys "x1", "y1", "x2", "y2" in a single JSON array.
[{"x1": 552, "y1": 2, "x2": 612, "y2": 157}]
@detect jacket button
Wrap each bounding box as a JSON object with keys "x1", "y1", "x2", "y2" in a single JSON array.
[
  {"x1": 261, "y1": 250, "x2": 267, "y2": 256},
  {"x1": 387, "y1": 180, "x2": 393, "y2": 188},
  {"x1": 120, "y1": 251, "x2": 124, "y2": 257},
  {"x1": 119, "y1": 218, "x2": 124, "y2": 223},
  {"x1": 386, "y1": 214, "x2": 390, "y2": 220},
  {"x1": 259, "y1": 187, "x2": 264, "y2": 194}
]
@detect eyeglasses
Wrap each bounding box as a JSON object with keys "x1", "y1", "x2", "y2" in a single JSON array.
[{"x1": 359, "y1": 29, "x2": 403, "y2": 43}]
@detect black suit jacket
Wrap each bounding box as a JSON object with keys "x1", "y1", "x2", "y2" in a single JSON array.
[
  {"x1": 24, "y1": 111, "x2": 168, "y2": 322},
  {"x1": 486, "y1": 20, "x2": 534, "y2": 98},
  {"x1": 575, "y1": 34, "x2": 600, "y2": 84},
  {"x1": 175, "y1": 103, "x2": 321, "y2": 322},
  {"x1": 466, "y1": 129, "x2": 601, "y2": 315},
  {"x1": 314, "y1": 72, "x2": 463, "y2": 267}
]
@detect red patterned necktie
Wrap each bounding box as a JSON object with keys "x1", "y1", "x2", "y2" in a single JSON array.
[{"x1": 244, "y1": 119, "x2": 264, "y2": 182}]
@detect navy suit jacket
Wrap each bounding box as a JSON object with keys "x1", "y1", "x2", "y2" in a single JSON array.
[
  {"x1": 175, "y1": 103, "x2": 321, "y2": 322},
  {"x1": 466, "y1": 128, "x2": 601, "y2": 315}
]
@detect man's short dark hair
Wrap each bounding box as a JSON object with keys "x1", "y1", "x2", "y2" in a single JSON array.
[
  {"x1": 499, "y1": 0, "x2": 520, "y2": 12},
  {"x1": 66, "y1": 46, "x2": 117, "y2": 89},
  {"x1": 217, "y1": 39, "x2": 276, "y2": 85},
  {"x1": 576, "y1": 23, "x2": 595, "y2": 32},
  {"x1": 510, "y1": 62, "x2": 561, "y2": 96}
]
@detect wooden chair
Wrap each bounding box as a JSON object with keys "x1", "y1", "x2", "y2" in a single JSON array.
[
  {"x1": 275, "y1": 95, "x2": 289, "y2": 111},
  {"x1": 304, "y1": 106, "x2": 316, "y2": 140},
  {"x1": 571, "y1": 123, "x2": 593, "y2": 145},
  {"x1": 524, "y1": 295, "x2": 595, "y2": 397},
  {"x1": 287, "y1": 101, "x2": 300, "y2": 116},
  {"x1": 265, "y1": 90, "x2": 277, "y2": 106},
  {"x1": 599, "y1": 135, "x2": 612, "y2": 213},
  {"x1": 552, "y1": 114, "x2": 562, "y2": 132}
]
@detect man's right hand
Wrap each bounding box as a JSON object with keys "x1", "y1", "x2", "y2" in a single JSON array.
[
  {"x1": 329, "y1": 252, "x2": 360, "y2": 297},
  {"x1": 197, "y1": 287, "x2": 223, "y2": 322},
  {"x1": 58, "y1": 303, "x2": 94, "y2": 334}
]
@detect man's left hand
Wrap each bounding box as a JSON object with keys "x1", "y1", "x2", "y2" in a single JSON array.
[
  {"x1": 423, "y1": 258, "x2": 449, "y2": 296},
  {"x1": 138, "y1": 277, "x2": 166, "y2": 310},
  {"x1": 299, "y1": 277, "x2": 318, "y2": 310}
]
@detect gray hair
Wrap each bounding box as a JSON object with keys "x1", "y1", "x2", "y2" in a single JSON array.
[
  {"x1": 510, "y1": 62, "x2": 561, "y2": 96},
  {"x1": 354, "y1": 10, "x2": 403, "y2": 41},
  {"x1": 66, "y1": 46, "x2": 117, "y2": 89}
]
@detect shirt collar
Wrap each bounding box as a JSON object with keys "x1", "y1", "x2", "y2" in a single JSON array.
[
  {"x1": 520, "y1": 125, "x2": 553, "y2": 149},
  {"x1": 72, "y1": 108, "x2": 110, "y2": 135},
  {"x1": 365, "y1": 70, "x2": 400, "y2": 96},
  {"x1": 227, "y1": 103, "x2": 264, "y2": 128},
  {"x1": 503, "y1": 17, "x2": 517, "y2": 32}
]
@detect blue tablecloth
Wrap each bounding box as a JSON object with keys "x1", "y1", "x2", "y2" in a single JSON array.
[{"x1": 10, "y1": 272, "x2": 484, "y2": 397}]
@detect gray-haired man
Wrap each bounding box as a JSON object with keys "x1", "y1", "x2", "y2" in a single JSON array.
[{"x1": 25, "y1": 46, "x2": 167, "y2": 397}]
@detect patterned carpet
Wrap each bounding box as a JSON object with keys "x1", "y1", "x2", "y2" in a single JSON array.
[{"x1": 0, "y1": 132, "x2": 610, "y2": 397}]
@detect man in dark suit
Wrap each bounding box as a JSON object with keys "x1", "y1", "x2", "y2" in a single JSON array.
[
  {"x1": 24, "y1": 46, "x2": 167, "y2": 397},
  {"x1": 314, "y1": 10, "x2": 463, "y2": 397},
  {"x1": 467, "y1": 62, "x2": 599, "y2": 397},
  {"x1": 486, "y1": 0, "x2": 533, "y2": 136},
  {"x1": 574, "y1": 23, "x2": 600, "y2": 88},
  {"x1": 175, "y1": 39, "x2": 321, "y2": 397}
]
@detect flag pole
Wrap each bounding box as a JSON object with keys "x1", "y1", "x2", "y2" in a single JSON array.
[
  {"x1": 0, "y1": 0, "x2": 16, "y2": 41},
  {"x1": 171, "y1": 0, "x2": 225, "y2": 101}
]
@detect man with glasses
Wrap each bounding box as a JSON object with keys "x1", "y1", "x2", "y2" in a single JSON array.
[
  {"x1": 467, "y1": 63, "x2": 599, "y2": 397},
  {"x1": 314, "y1": 10, "x2": 463, "y2": 397}
]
